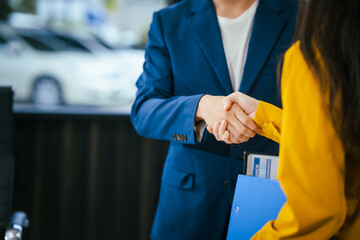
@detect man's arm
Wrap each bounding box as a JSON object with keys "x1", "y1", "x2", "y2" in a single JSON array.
[
  {"x1": 131, "y1": 11, "x2": 204, "y2": 144},
  {"x1": 131, "y1": 11, "x2": 259, "y2": 144}
]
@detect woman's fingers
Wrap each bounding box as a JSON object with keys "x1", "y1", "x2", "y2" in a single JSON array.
[{"x1": 232, "y1": 104, "x2": 261, "y2": 134}]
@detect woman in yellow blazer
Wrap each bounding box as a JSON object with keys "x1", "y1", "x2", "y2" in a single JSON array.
[{"x1": 208, "y1": 0, "x2": 360, "y2": 239}]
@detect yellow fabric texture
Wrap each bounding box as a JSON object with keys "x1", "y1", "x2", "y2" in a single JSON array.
[
  {"x1": 251, "y1": 42, "x2": 360, "y2": 239},
  {"x1": 253, "y1": 101, "x2": 282, "y2": 143}
]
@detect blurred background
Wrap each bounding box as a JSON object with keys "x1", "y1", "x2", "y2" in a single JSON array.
[
  {"x1": 0, "y1": 0, "x2": 177, "y2": 240},
  {"x1": 0, "y1": 0, "x2": 167, "y2": 110}
]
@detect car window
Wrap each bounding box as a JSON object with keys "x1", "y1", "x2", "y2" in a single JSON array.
[
  {"x1": 0, "y1": 35, "x2": 7, "y2": 45},
  {"x1": 16, "y1": 29, "x2": 92, "y2": 53},
  {"x1": 37, "y1": 36, "x2": 69, "y2": 51},
  {"x1": 54, "y1": 35, "x2": 91, "y2": 53},
  {"x1": 21, "y1": 35, "x2": 55, "y2": 52},
  {"x1": 93, "y1": 36, "x2": 114, "y2": 50},
  {"x1": 93, "y1": 35, "x2": 128, "y2": 51},
  {"x1": 76, "y1": 38, "x2": 108, "y2": 52}
]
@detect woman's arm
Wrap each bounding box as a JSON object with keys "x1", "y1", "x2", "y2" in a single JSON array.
[
  {"x1": 251, "y1": 43, "x2": 347, "y2": 239},
  {"x1": 253, "y1": 101, "x2": 282, "y2": 143}
]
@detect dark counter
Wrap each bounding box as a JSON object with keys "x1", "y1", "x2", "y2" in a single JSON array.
[{"x1": 13, "y1": 105, "x2": 168, "y2": 240}]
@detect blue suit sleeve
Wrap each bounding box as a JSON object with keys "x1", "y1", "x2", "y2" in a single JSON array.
[{"x1": 131, "y1": 11, "x2": 205, "y2": 144}]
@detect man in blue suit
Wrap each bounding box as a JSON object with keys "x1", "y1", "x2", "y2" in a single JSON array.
[{"x1": 131, "y1": 0, "x2": 298, "y2": 239}]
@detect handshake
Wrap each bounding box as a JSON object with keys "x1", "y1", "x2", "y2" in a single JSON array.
[{"x1": 196, "y1": 92, "x2": 261, "y2": 144}]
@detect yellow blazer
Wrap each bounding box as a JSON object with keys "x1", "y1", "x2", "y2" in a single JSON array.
[{"x1": 251, "y1": 42, "x2": 360, "y2": 239}]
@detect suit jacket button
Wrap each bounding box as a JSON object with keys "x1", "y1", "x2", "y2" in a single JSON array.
[
  {"x1": 224, "y1": 181, "x2": 229, "y2": 188},
  {"x1": 182, "y1": 135, "x2": 187, "y2": 141},
  {"x1": 173, "y1": 134, "x2": 180, "y2": 141}
]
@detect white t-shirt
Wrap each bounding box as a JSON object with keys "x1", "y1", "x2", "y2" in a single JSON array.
[
  {"x1": 217, "y1": 0, "x2": 259, "y2": 92},
  {"x1": 195, "y1": 0, "x2": 259, "y2": 141}
]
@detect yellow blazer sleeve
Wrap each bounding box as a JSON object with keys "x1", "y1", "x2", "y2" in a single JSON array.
[
  {"x1": 253, "y1": 101, "x2": 282, "y2": 143},
  {"x1": 251, "y1": 42, "x2": 347, "y2": 240}
]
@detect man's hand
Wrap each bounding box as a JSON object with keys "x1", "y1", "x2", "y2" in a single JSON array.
[
  {"x1": 206, "y1": 92, "x2": 261, "y2": 144},
  {"x1": 196, "y1": 95, "x2": 260, "y2": 144},
  {"x1": 207, "y1": 120, "x2": 233, "y2": 144}
]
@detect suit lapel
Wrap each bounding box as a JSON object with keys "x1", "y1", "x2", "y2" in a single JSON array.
[
  {"x1": 240, "y1": 0, "x2": 286, "y2": 94},
  {"x1": 187, "y1": 0, "x2": 233, "y2": 94}
]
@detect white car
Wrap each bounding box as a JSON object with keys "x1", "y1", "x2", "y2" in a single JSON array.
[{"x1": 0, "y1": 23, "x2": 144, "y2": 106}]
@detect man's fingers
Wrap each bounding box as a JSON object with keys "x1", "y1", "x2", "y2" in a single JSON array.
[
  {"x1": 213, "y1": 121, "x2": 239, "y2": 145},
  {"x1": 219, "y1": 122, "x2": 234, "y2": 144},
  {"x1": 228, "y1": 132, "x2": 246, "y2": 144},
  {"x1": 222, "y1": 130, "x2": 230, "y2": 141},
  {"x1": 222, "y1": 96, "x2": 233, "y2": 111},
  {"x1": 222, "y1": 131, "x2": 239, "y2": 144},
  {"x1": 217, "y1": 127, "x2": 250, "y2": 144},
  {"x1": 219, "y1": 120, "x2": 228, "y2": 138},
  {"x1": 207, "y1": 125, "x2": 213, "y2": 134},
  {"x1": 213, "y1": 122, "x2": 222, "y2": 141}
]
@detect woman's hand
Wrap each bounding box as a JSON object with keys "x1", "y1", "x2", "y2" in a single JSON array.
[{"x1": 223, "y1": 92, "x2": 259, "y2": 118}]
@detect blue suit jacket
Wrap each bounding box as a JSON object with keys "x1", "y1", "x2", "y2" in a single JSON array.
[{"x1": 131, "y1": 0, "x2": 298, "y2": 239}]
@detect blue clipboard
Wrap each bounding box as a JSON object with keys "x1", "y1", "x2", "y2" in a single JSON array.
[{"x1": 227, "y1": 175, "x2": 286, "y2": 240}]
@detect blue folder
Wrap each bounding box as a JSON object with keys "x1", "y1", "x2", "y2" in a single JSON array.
[{"x1": 227, "y1": 175, "x2": 286, "y2": 240}]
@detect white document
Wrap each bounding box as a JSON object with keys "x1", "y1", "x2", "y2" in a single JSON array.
[{"x1": 246, "y1": 153, "x2": 279, "y2": 180}]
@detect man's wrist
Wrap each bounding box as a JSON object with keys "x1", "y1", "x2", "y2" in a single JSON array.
[{"x1": 195, "y1": 94, "x2": 210, "y2": 123}]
